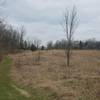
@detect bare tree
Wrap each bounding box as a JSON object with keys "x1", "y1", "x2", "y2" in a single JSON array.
[
  {"x1": 33, "y1": 38, "x2": 41, "y2": 64},
  {"x1": 63, "y1": 6, "x2": 78, "y2": 67},
  {"x1": 19, "y1": 26, "x2": 26, "y2": 49},
  {"x1": 34, "y1": 39, "x2": 41, "y2": 49}
]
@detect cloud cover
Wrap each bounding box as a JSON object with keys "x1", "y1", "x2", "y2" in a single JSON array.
[{"x1": 0, "y1": 0, "x2": 100, "y2": 44}]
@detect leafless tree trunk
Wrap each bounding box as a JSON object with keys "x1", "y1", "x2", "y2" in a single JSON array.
[
  {"x1": 33, "y1": 39, "x2": 41, "y2": 64},
  {"x1": 19, "y1": 26, "x2": 26, "y2": 49},
  {"x1": 63, "y1": 6, "x2": 78, "y2": 67}
]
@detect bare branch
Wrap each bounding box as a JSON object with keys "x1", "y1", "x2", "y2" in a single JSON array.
[{"x1": 63, "y1": 6, "x2": 78, "y2": 67}]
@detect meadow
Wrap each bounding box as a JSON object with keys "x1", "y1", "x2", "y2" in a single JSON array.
[{"x1": 7, "y1": 50, "x2": 100, "y2": 100}]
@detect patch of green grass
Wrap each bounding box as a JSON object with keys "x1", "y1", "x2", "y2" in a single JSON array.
[
  {"x1": 0, "y1": 57, "x2": 29, "y2": 100},
  {"x1": 0, "y1": 57, "x2": 57, "y2": 100}
]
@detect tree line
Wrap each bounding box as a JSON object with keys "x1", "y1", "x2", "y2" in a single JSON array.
[
  {"x1": 47, "y1": 39, "x2": 100, "y2": 50},
  {"x1": 0, "y1": 18, "x2": 43, "y2": 53},
  {"x1": 0, "y1": 17, "x2": 46, "y2": 54}
]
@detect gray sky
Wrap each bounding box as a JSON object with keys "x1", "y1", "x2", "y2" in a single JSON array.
[{"x1": 0, "y1": 0, "x2": 100, "y2": 44}]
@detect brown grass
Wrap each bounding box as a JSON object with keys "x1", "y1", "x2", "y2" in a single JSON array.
[{"x1": 10, "y1": 50, "x2": 100, "y2": 100}]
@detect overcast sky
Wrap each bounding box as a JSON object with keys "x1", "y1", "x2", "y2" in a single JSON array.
[{"x1": 0, "y1": 0, "x2": 100, "y2": 44}]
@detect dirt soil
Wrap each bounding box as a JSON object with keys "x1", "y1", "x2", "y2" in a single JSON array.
[{"x1": 10, "y1": 50, "x2": 100, "y2": 100}]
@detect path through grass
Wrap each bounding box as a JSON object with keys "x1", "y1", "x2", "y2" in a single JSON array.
[
  {"x1": 0, "y1": 56, "x2": 57, "y2": 100},
  {"x1": 0, "y1": 57, "x2": 31, "y2": 100}
]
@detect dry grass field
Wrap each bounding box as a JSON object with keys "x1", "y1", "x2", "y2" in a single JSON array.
[{"x1": 10, "y1": 50, "x2": 100, "y2": 100}]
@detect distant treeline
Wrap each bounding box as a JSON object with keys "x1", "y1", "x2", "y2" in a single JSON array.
[
  {"x1": 0, "y1": 18, "x2": 32, "y2": 53},
  {"x1": 0, "y1": 18, "x2": 100, "y2": 54},
  {"x1": 47, "y1": 39, "x2": 100, "y2": 50},
  {"x1": 0, "y1": 18, "x2": 45, "y2": 53}
]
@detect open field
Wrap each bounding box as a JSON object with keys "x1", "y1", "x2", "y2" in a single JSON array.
[{"x1": 9, "y1": 50, "x2": 100, "y2": 100}]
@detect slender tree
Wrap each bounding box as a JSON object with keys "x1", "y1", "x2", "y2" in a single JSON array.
[
  {"x1": 63, "y1": 6, "x2": 78, "y2": 66},
  {"x1": 33, "y1": 39, "x2": 41, "y2": 64}
]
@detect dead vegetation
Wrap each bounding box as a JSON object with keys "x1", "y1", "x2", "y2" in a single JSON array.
[{"x1": 10, "y1": 50, "x2": 100, "y2": 100}]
